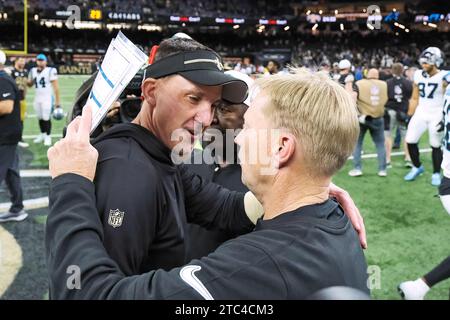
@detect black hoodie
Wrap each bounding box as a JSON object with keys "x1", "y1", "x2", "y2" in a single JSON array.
[
  {"x1": 91, "y1": 123, "x2": 253, "y2": 275},
  {"x1": 47, "y1": 176, "x2": 370, "y2": 299}
]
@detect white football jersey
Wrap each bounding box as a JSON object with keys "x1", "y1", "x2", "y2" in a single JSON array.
[
  {"x1": 29, "y1": 67, "x2": 58, "y2": 98},
  {"x1": 414, "y1": 69, "x2": 447, "y2": 111},
  {"x1": 441, "y1": 72, "x2": 450, "y2": 178}
]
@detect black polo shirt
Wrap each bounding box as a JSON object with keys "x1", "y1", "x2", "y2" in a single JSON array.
[
  {"x1": 187, "y1": 149, "x2": 249, "y2": 260},
  {"x1": 0, "y1": 70, "x2": 22, "y2": 145}
]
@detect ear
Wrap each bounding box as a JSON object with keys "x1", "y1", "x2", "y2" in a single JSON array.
[
  {"x1": 274, "y1": 133, "x2": 296, "y2": 169},
  {"x1": 141, "y1": 78, "x2": 157, "y2": 107}
]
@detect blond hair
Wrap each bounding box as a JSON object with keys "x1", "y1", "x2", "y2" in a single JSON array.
[{"x1": 256, "y1": 69, "x2": 359, "y2": 177}]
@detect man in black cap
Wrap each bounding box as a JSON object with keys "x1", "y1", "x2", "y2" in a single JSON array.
[
  {"x1": 77, "y1": 37, "x2": 254, "y2": 275},
  {"x1": 186, "y1": 70, "x2": 253, "y2": 260},
  {"x1": 0, "y1": 50, "x2": 27, "y2": 222}
]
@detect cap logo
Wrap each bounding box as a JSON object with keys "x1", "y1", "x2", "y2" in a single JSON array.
[{"x1": 184, "y1": 58, "x2": 224, "y2": 71}]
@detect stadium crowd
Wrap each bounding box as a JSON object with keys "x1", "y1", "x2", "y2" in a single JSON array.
[{"x1": 1, "y1": 0, "x2": 294, "y2": 17}]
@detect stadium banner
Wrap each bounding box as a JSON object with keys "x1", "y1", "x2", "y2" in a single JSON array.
[
  {"x1": 58, "y1": 63, "x2": 95, "y2": 75},
  {"x1": 41, "y1": 9, "x2": 101, "y2": 21},
  {"x1": 414, "y1": 13, "x2": 449, "y2": 23},
  {"x1": 165, "y1": 15, "x2": 295, "y2": 26},
  {"x1": 168, "y1": 15, "x2": 201, "y2": 23},
  {"x1": 107, "y1": 11, "x2": 142, "y2": 21}
]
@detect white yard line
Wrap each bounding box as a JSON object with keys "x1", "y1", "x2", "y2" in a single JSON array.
[
  {"x1": 19, "y1": 170, "x2": 51, "y2": 177},
  {"x1": 22, "y1": 134, "x2": 62, "y2": 139},
  {"x1": 0, "y1": 197, "x2": 49, "y2": 213},
  {"x1": 349, "y1": 148, "x2": 432, "y2": 160}
]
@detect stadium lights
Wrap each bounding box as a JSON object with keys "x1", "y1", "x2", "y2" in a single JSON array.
[
  {"x1": 106, "y1": 23, "x2": 131, "y2": 30},
  {"x1": 284, "y1": 25, "x2": 290, "y2": 31},
  {"x1": 138, "y1": 25, "x2": 162, "y2": 31},
  {"x1": 312, "y1": 23, "x2": 318, "y2": 30},
  {"x1": 40, "y1": 19, "x2": 63, "y2": 28},
  {"x1": 257, "y1": 25, "x2": 265, "y2": 33},
  {"x1": 73, "y1": 21, "x2": 102, "y2": 30},
  {"x1": 233, "y1": 24, "x2": 240, "y2": 29},
  {"x1": 340, "y1": 23, "x2": 344, "y2": 31},
  {"x1": 3, "y1": 13, "x2": 7, "y2": 19},
  {"x1": 34, "y1": 14, "x2": 39, "y2": 21},
  {"x1": 394, "y1": 22, "x2": 406, "y2": 29},
  {"x1": 40, "y1": 18, "x2": 102, "y2": 30}
]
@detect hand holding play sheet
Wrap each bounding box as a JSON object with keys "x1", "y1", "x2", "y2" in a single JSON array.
[{"x1": 87, "y1": 31, "x2": 147, "y2": 133}]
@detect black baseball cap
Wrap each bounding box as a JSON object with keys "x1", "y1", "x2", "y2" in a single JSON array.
[{"x1": 144, "y1": 50, "x2": 248, "y2": 104}]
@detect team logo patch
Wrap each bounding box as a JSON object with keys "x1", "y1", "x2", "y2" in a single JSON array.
[
  {"x1": 108, "y1": 209, "x2": 125, "y2": 228},
  {"x1": 179, "y1": 265, "x2": 214, "y2": 300},
  {"x1": 370, "y1": 85, "x2": 380, "y2": 95},
  {"x1": 214, "y1": 58, "x2": 224, "y2": 71}
]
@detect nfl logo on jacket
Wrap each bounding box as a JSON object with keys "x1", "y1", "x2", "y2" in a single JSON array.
[{"x1": 108, "y1": 209, "x2": 125, "y2": 228}]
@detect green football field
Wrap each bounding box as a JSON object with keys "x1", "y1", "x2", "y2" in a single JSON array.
[{"x1": 17, "y1": 75, "x2": 450, "y2": 299}]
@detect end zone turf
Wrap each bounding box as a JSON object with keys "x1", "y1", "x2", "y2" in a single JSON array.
[{"x1": 0, "y1": 225, "x2": 23, "y2": 297}]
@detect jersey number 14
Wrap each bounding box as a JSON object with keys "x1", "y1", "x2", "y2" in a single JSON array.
[{"x1": 34, "y1": 77, "x2": 46, "y2": 89}]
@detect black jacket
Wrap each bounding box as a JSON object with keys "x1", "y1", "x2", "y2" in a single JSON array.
[
  {"x1": 186, "y1": 149, "x2": 249, "y2": 260},
  {"x1": 46, "y1": 174, "x2": 369, "y2": 299},
  {"x1": 91, "y1": 123, "x2": 253, "y2": 275}
]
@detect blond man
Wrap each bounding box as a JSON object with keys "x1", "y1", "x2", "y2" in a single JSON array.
[{"x1": 45, "y1": 69, "x2": 368, "y2": 299}]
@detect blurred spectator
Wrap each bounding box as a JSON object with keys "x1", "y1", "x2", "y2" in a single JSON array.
[
  {"x1": 234, "y1": 56, "x2": 256, "y2": 75},
  {"x1": 384, "y1": 63, "x2": 413, "y2": 167},
  {"x1": 264, "y1": 60, "x2": 280, "y2": 75},
  {"x1": 349, "y1": 69, "x2": 389, "y2": 178},
  {"x1": 0, "y1": 50, "x2": 28, "y2": 223}
]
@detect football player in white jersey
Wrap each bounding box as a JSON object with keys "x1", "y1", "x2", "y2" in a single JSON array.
[
  {"x1": 404, "y1": 47, "x2": 448, "y2": 186},
  {"x1": 27, "y1": 54, "x2": 61, "y2": 146},
  {"x1": 398, "y1": 73, "x2": 450, "y2": 300},
  {"x1": 439, "y1": 72, "x2": 450, "y2": 210}
]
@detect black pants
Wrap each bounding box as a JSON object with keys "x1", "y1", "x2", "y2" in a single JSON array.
[
  {"x1": 424, "y1": 256, "x2": 450, "y2": 288},
  {"x1": 0, "y1": 144, "x2": 24, "y2": 213}
]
